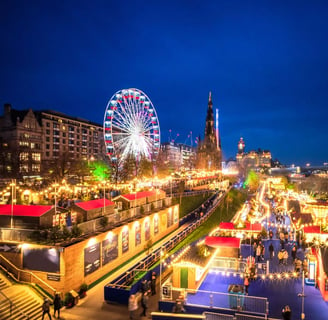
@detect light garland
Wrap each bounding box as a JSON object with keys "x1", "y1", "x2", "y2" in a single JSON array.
[{"x1": 208, "y1": 269, "x2": 301, "y2": 280}]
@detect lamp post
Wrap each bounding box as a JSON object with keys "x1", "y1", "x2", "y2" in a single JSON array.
[
  {"x1": 53, "y1": 183, "x2": 59, "y2": 226},
  {"x1": 298, "y1": 271, "x2": 306, "y2": 319},
  {"x1": 159, "y1": 248, "x2": 164, "y2": 300},
  {"x1": 103, "y1": 180, "x2": 106, "y2": 216},
  {"x1": 170, "y1": 176, "x2": 173, "y2": 198},
  {"x1": 10, "y1": 179, "x2": 16, "y2": 229}
]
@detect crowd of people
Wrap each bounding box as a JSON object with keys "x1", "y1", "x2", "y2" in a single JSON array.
[{"x1": 128, "y1": 271, "x2": 157, "y2": 319}]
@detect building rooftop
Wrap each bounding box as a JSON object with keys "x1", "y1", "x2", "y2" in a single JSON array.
[
  {"x1": 74, "y1": 199, "x2": 115, "y2": 211},
  {"x1": 0, "y1": 204, "x2": 52, "y2": 217}
]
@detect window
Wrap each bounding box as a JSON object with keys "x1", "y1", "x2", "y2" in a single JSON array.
[
  {"x1": 32, "y1": 164, "x2": 40, "y2": 172},
  {"x1": 46, "y1": 122, "x2": 50, "y2": 127},
  {"x1": 46, "y1": 129, "x2": 50, "y2": 135},
  {"x1": 62, "y1": 132, "x2": 66, "y2": 137},
  {"x1": 19, "y1": 141, "x2": 29, "y2": 147},
  {"x1": 46, "y1": 144, "x2": 50, "y2": 149},
  {"x1": 19, "y1": 152, "x2": 29, "y2": 161},
  {"x1": 53, "y1": 130, "x2": 60, "y2": 136},
  {"x1": 46, "y1": 152, "x2": 50, "y2": 157},
  {"x1": 32, "y1": 153, "x2": 41, "y2": 161},
  {"x1": 46, "y1": 137, "x2": 50, "y2": 142},
  {"x1": 19, "y1": 164, "x2": 28, "y2": 173}
]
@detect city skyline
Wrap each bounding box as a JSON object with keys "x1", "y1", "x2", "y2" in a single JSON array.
[{"x1": 1, "y1": 1, "x2": 328, "y2": 166}]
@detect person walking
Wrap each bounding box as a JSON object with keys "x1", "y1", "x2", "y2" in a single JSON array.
[
  {"x1": 291, "y1": 244, "x2": 297, "y2": 262},
  {"x1": 278, "y1": 249, "x2": 284, "y2": 265},
  {"x1": 53, "y1": 293, "x2": 61, "y2": 319},
  {"x1": 256, "y1": 244, "x2": 262, "y2": 262},
  {"x1": 140, "y1": 291, "x2": 149, "y2": 317},
  {"x1": 269, "y1": 243, "x2": 274, "y2": 259},
  {"x1": 282, "y1": 305, "x2": 292, "y2": 320},
  {"x1": 282, "y1": 249, "x2": 289, "y2": 265},
  {"x1": 244, "y1": 276, "x2": 250, "y2": 295},
  {"x1": 41, "y1": 297, "x2": 52, "y2": 320},
  {"x1": 128, "y1": 294, "x2": 138, "y2": 320},
  {"x1": 151, "y1": 271, "x2": 157, "y2": 295}
]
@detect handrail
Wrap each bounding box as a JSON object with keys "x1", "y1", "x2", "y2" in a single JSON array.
[
  {"x1": 0, "y1": 290, "x2": 30, "y2": 320},
  {"x1": 0, "y1": 253, "x2": 56, "y2": 297}
]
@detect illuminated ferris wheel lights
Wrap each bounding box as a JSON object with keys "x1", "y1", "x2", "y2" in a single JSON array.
[{"x1": 103, "y1": 88, "x2": 160, "y2": 166}]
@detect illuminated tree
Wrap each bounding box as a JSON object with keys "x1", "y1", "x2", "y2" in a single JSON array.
[{"x1": 244, "y1": 170, "x2": 259, "y2": 192}]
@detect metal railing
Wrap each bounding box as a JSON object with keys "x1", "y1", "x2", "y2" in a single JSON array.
[
  {"x1": 185, "y1": 289, "x2": 268, "y2": 316},
  {"x1": 235, "y1": 313, "x2": 268, "y2": 320},
  {"x1": 204, "y1": 312, "x2": 234, "y2": 320},
  {"x1": 210, "y1": 257, "x2": 247, "y2": 274},
  {"x1": 0, "y1": 253, "x2": 56, "y2": 297}
]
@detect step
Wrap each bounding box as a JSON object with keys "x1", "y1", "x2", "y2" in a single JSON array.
[{"x1": 0, "y1": 285, "x2": 42, "y2": 320}]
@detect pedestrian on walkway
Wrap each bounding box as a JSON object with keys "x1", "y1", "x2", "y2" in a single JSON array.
[
  {"x1": 53, "y1": 293, "x2": 61, "y2": 319},
  {"x1": 269, "y1": 243, "x2": 274, "y2": 259},
  {"x1": 140, "y1": 291, "x2": 149, "y2": 317},
  {"x1": 282, "y1": 249, "x2": 289, "y2": 265},
  {"x1": 41, "y1": 297, "x2": 52, "y2": 320},
  {"x1": 256, "y1": 244, "x2": 262, "y2": 262},
  {"x1": 278, "y1": 249, "x2": 284, "y2": 265},
  {"x1": 244, "y1": 276, "x2": 249, "y2": 295},
  {"x1": 291, "y1": 244, "x2": 297, "y2": 262},
  {"x1": 282, "y1": 305, "x2": 292, "y2": 320},
  {"x1": 151, "y1": 271, "x2": 157, "y2": 295},
  {"x1": 128, "y1": 294, "x2": 138, "y2": 320},
  {"x1": 253, "y1": 242, "x2": 257, "y2": 258}
]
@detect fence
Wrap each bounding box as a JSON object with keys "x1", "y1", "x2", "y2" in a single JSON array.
[
  {"x1": 210, "y1": 257, "x2": 247, "y2": 274},
  {"x1": 204, "y1": 312, "x2": 234, "y2": 320},
  {"x1": 185, "y1": 289, "x2": 268, "y2": 316}
]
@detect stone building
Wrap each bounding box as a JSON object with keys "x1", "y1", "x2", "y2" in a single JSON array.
[
  {"x1": 0, "y1": 104, "x2": 105, "y2": 179},
  {"x1": 196, "y1": 92, "x2": 222, "y2": 171}
]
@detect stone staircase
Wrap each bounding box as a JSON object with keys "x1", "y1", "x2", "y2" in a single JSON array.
[{"x1": 0, "y1": 273, "x2": 43, "y2": 320}]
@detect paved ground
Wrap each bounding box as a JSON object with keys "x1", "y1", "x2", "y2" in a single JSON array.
[{"x1": 58, "y1": 284, "x2": 160, "y2": 320}]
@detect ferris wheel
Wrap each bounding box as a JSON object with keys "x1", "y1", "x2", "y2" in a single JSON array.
[{"x1": 103, "y1": 88, "x2": 161, "y2": 166}]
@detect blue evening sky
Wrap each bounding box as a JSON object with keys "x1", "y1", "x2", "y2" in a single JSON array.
[{"x1": 1, "y1": 0, "x2": 328, "y2": 166}]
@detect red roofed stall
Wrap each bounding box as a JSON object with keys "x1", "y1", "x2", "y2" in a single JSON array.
[
  {"x1": 205, "y1": 236, "x2": 241, "y2": 258},
  {"x1": 303, "y1": 225, "x2": 328, "y2": 242},
  {"x1": 0, "y1": 204, "x2": 54, "y2": 228},
  {"x1": 218, "y1": 222, "x2": 262, "y2": 233},
  {"x1": 112, "y1": 190, "x2": 166, "y2": 210},
  {"x1": 72, "y1": 199, "x2": 115, "y2": 221}
]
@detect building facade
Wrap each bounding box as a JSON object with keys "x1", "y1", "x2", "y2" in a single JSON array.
[
  {"x1": 236, "y1": 137, "x2": 271, "y2": 170},
  {"x1": 0, "y1": 104, "x2": 105, "y2": 179},
  {"x1": 160, "y1": 142, "x2": 196, "y2": 171}
]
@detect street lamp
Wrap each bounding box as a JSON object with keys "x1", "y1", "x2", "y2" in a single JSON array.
[
  {"x1": 298, "y1": 271, "x2": 306, "y2": 319},
  {"x1": 159, "y1": 248, "x2": 164, "y2": 300},
  {"x1": 53, "y1": 183, "x2": 59, "y2": 226},
  {"x1": 10, "y1": 179, "x2": 16, "y2": 229},
  {"x1": 103, "y1": 180, "x2": 106, "y2": 216}
]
